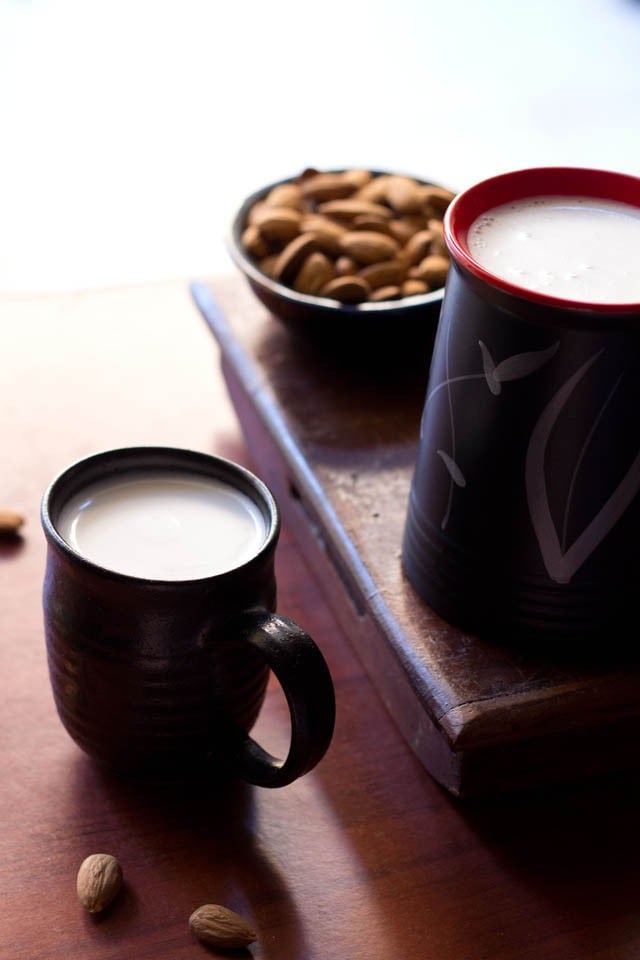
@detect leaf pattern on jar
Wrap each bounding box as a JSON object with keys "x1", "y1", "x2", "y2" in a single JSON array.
[
  {"x1": 436, "y1": 450, "x2": 466, "y2": 487},
  {"x1": 525, "y1": 350, "x2": 640, "y2": 584},
  {"x1": 432, "y1": 336, "x2": 560, "y2": 530},
  {"x1": 478, "y1": 340, "x2": 559, "y2": 395}
]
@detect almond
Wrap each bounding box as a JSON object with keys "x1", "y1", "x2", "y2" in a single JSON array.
[
  {"x1": 272, "y1": 233, "x2": 319, "y2": 282},
  {"x1": 388, "y1": 218, "x2": 417, "y2": 245},
  {"x1": 421, "y1": 185, "x2": 456, "y2": 215},
  {"x1": 339, "y1": 230, "x2": 399, "y2": 265},
  {"x1": 393, "y1": 248, "x2": 411, "y2": 272},
  {"x1": 352, "y1": 214, "x2": 393, "y2": 235},
  {"x1": 264, "y1": 182, "x2": 304, "y2": 210},
  {"x1": 317, "y1": 199, "x2": 393, "y2": 222},
  {"x1": 359, "y1": 259, "x2": 407, "y2": 289},
  {"x1": 250, "y1": 205, "x2": 302, "y2": 242},
  {"x1": 241, "y1": 224, "x2": 269, "y2": 260},
  {"x1": 258, "y1": 254, "x2": 278, "y2": 277},
  {"x1": 293, "y1": 251, "x2": 335, "y2": 294},
  {"x1": 189, "y1": 904, "x2": 256, "y2": 950},
  {"x1": 386, "y1": 175, "x2": 425, "y2": 215},
  {"x1": 335, "y1": 255, "x2": 357, "y2": 276},
  {"x1": 341, "y1": 169, "x2": 372, "y2": 189},
  {"x1": 76, "y1": 853, "x2": 123, "y2": 913},
  {"x1": 247, "y1": 200, "x2": 268, "y2": 226},
  {"x1": 405, "y1": 228, "x2": 435, "y2": 265},
  {"x1": 402, "y1": 213, "x2": 431, "y2": 234},
  {"x1": 298, "y1": 166, "x2": 320, "y2": 181},
  {"x1": 369, "y1": 284, "x2": 402, "y2": 301},
  {"x1": 402, "y1": 278, "x2": 430, "y2": 296},
  {"x1": 428, "y1": 218, "x2": 448, "y2": 255},
  {"x1": 354, "y1": 174, "x2": 392, "y2": 203},
  {"x1": 0, "y1": 509, "x2": 24, "y2": 536},
  {"x1": 301, "y1": 172, "x2": 356, "y2": 203},
  {"x1": 300, "y1": 214, "x2": 346, "y2": 255},
  {"x1": 410, "y1": 254, "x2": 450, "y2": 287},
  {"x1": 321, "y1": 275, "x2": 370, "y2": 303}
]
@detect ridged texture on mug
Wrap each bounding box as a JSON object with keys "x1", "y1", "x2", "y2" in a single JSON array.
[
  {"x1": 403, "y1": 488, "x2": 631, "y2": 642},
  {"x1": 45, "y1": 608, "x2": 269, "y2": 773}
]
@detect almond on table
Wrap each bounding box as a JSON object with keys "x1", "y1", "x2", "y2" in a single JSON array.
[
  {"x1": 76, "y1": 853, "x2": 123, "y2": 913},
  {"x1": 0, "y1": 509, "x2": 24, "y2": 537},
  {"x1": 189, "y1": 904, "x2": 257, "y2": 950}
]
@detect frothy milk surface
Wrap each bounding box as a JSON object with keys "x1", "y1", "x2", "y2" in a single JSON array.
[
  {"x1": 57, "y1": 471, "x2": 268, "y2": 580},
  {"x1": 467, "y1": 195, "x2": 640, "y2": 303}
]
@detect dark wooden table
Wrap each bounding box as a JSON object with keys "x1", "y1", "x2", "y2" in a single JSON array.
[{"x1": 2, "y1": 280, "x2": 640, "y2": 960}]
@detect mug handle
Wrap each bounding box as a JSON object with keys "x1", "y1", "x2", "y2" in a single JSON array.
[{"x1": 230, "y1": 609, "x2": 335, "y2": 788}]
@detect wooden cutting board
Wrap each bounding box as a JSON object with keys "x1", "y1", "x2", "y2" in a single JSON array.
[{"x1": 192, "y1": 277, "x2": 640, "y2": 798}]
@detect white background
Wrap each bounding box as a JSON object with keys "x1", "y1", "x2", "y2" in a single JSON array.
[{"x1": 1, "y1": 0, "x2": 639, "y2": 293}]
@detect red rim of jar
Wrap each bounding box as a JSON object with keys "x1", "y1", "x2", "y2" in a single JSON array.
[{"x1": 444, "y1": 166, "x2": 640, "y2": 313}]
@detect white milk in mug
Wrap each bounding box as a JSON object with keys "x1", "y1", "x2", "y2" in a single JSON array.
[
  {"x1": 467, "y1": 195, "x2": 640, "y2": 303},
  {"x1": 57, "y1": 471, "x2": 268, "y2": 580}
]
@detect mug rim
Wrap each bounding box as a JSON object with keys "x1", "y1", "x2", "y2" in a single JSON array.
[
  {"x1": 41, "y1": 445, "x2": 280, "y2": 585},
  {"x1": 444, "y1": 166, "x2": 640, "y2": 314}
]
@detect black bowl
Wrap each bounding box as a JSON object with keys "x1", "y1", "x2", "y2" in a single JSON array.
[{"x1": 227, "y1": 170, "x2": 449, "y2": 358}]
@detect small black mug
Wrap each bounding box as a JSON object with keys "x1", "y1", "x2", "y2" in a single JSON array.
[
  {"x1": 403, "y1": 167, "x2": 640, "y2": 644},
  {"x1": 41, "y1": 447, "x2": 335, "y2": 786}
]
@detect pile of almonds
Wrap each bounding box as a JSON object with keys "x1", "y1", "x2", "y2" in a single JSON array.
[{"x1": 240, "y1": 168, "x2": 456, "y2": 305}]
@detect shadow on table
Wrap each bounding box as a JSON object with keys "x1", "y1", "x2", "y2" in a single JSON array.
[
  {"x1": 249, "y1": 319, "x2": 430, "y2": 452},
  {"x1": 457, "y1": 769, "x2": 640, "y2": 952},
  {"x1": 310, "y1": 635, "x2": 640, "y2": 959},
  {"x1": 0, "y1": 534, "x2": 26, "y2": 562},
  {"x1": 194, "y1": 277, "x2": 432, "y2": 455},
  {"x1": 69, "y1": 756, "x2": 308, "y2": 959}
]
